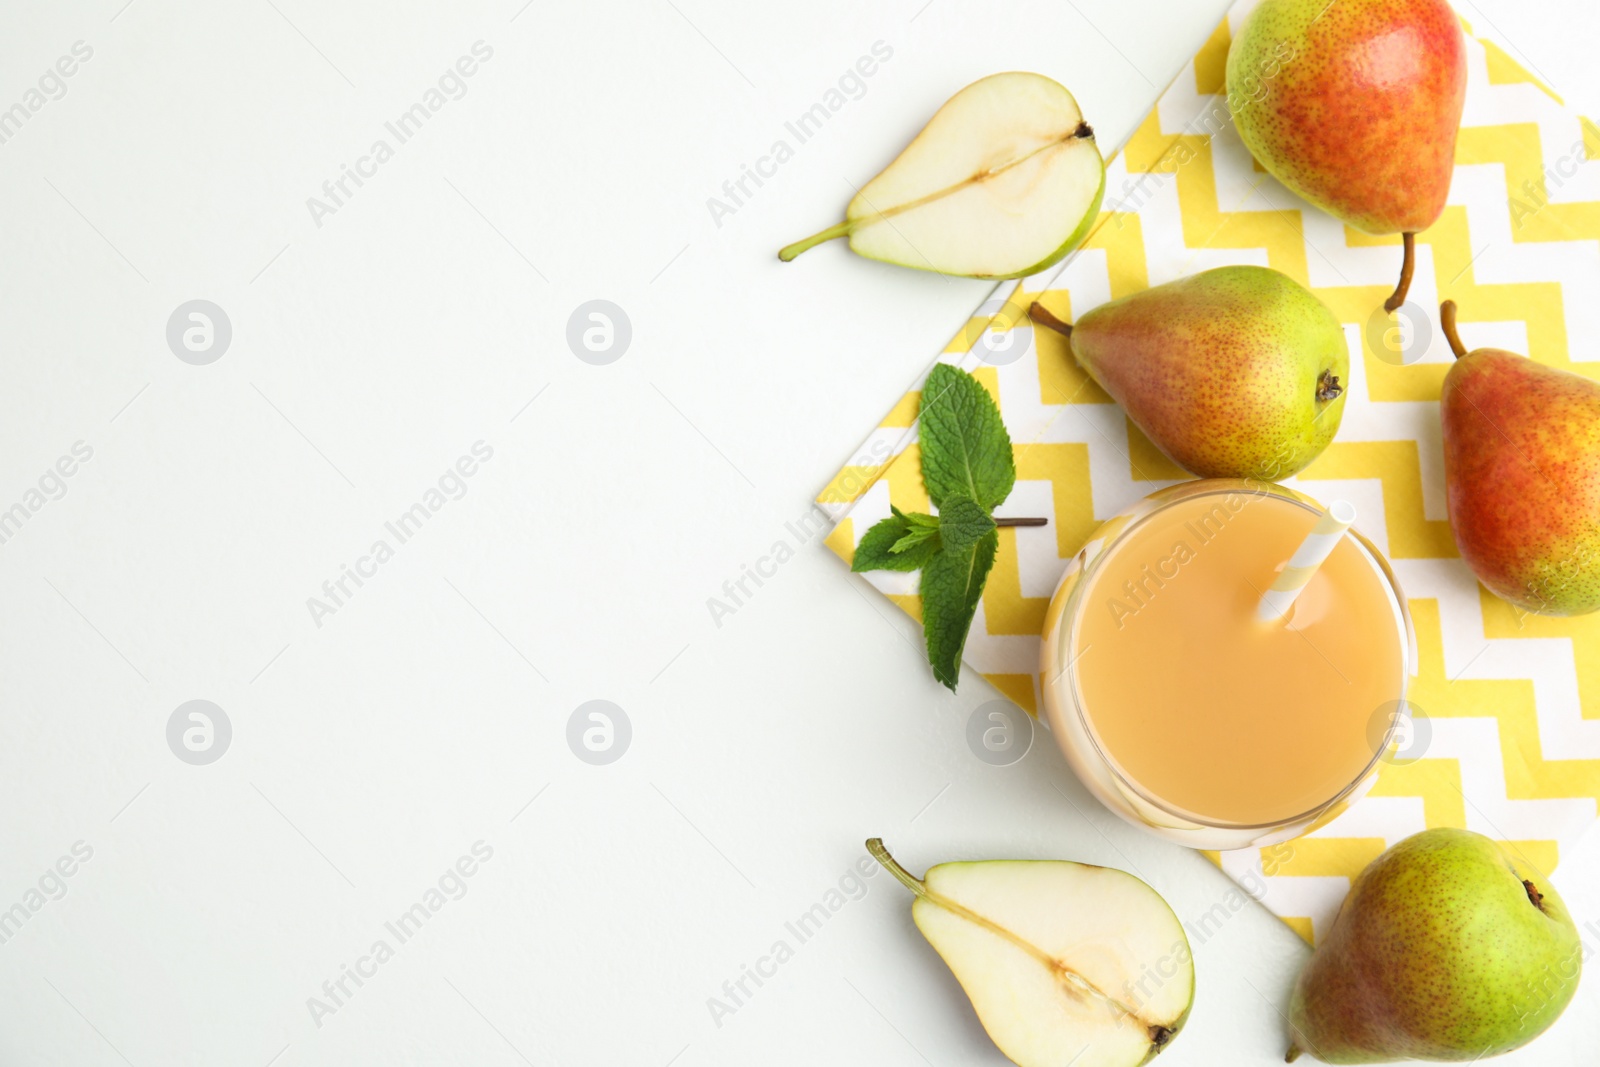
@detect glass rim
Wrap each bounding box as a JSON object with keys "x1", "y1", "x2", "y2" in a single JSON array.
[{"x1": 1058, "y1": 479, "x2": 1413, "y2": 833}]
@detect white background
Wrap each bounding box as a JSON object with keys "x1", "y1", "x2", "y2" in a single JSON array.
[{"x1": 1, "y1": 0, "x2": 1597, "y2": 1064}]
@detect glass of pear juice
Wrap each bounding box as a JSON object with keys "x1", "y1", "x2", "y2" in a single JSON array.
[{"x1": 1040, "y1": 480, "x2": 1416, "y2": 850}]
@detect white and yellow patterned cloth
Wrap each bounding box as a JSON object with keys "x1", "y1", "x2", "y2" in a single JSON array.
[{"x1": 817, "y1": 0, "x2": 1600, "y2": 945}]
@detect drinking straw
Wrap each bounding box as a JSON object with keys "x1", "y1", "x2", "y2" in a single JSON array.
[{"x1": 1257, "y1": 500, "x2": 1358, "y2": 623}]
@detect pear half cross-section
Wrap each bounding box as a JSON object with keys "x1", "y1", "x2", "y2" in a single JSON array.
[
  {"x1": 868, "y1": 839, "x2": 1193, "y2": 1067},
  {"x1": 780, "y1": 73, "x2": 1105, "y2": 279}
]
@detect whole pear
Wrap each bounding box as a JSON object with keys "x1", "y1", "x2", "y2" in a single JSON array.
[
  {"x1": 1439, "y1": 301, "x2": 1600, "y2": 615},
  {"x1": 1030, "y1": 266, "x2": 1347, "y2": 481},
  {"x1": 1227, "y1": 0, "x2": 1467, "y2": 311},
  {"x1": 1287, "y1": 828, "x2": 1581, "y2": 1063}
]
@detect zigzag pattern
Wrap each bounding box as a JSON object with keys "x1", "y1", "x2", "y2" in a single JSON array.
[{"x1": 820, "y1": 0, "x2": 1600, "y2": 943}]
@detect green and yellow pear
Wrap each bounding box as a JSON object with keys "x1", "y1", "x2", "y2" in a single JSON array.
[
  {"x1": 1030, "y1": 266, "x2": 1347, "y2": 481},
  {"x1": 1227, "y1": 0, "x2": 1468, "y2": 311},
  {"x1": 868, "y1": 838, "x2": 1192, "y2": 1067},
  {"x1": 1287, "y1": 828, "x2": 1581, "y2": 1063},
  {"x1": 780, "y1": 73, "x2": 1105, "y2": 279}
]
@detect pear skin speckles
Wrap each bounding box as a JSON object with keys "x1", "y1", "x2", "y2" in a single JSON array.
[
  {"x1": 1288, "y1": 829, "x2": 1581, "y2": 1063},
  {"x1": 1227, "y1": 0, "x2": 1467, "y2": 237},
  {"x1": 1441, "y1": 348, "x2": 1600, "y2": 615},
  {"x1": 1066, "y1": 266, "x2": 1347, "y2": 481}
]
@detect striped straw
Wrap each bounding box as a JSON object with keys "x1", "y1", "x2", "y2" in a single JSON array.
[{"x1": 1257, "y1": 500, "x2": 1358, "y2": 623}]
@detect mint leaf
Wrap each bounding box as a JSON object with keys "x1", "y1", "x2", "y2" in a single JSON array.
[
  {"x1": 938, "y1": 495, "x2": 996, "y2": 552},
  {"x1": 919, "y1": 530, "x2": 999, "y2": 690},
  {"x1": 889, "y1": 506, "x2": 941, "y2": 555},
  {"x1": 852, "y1": 511, "x2": 941, "y2": 573},
  {"x1": 918, "y1": 364, "x2": 1015, "y2": 511},
  {"x1": 891, "y1": 524, "x2": 940, "y2": 555}
]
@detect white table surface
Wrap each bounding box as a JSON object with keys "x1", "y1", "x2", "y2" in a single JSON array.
[{"x1": 1, "y1": 1, "x2": 1597, "y2": 1064}]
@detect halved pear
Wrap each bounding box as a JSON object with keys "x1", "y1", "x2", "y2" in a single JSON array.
[
  {"x1": 780, "y1": 73, "x2": 1105, "y2": 279},
  {"x1": 868, "y1": 839, "x2": 1192, "y2": 1067}
]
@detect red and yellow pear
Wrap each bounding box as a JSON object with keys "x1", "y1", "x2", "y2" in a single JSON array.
[
  {"x1": 1030, "y1": 266, "x2": 1347, "y2": 481},
  {"x1": 1439, "y1": 300, "x2": 1600, "y2": 615},
  {"x1": 1227, "y1": 0, "x2": 1468, "y2": 311}
]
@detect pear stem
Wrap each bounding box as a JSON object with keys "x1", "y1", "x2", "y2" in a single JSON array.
[
  {"x1": 1440, "y1": 300, "x2": 1468, "y2": 359},
  {"x1": 1384, "y1": 232, "x2": 1417, "y2": 312},
  {"x1": 1286, "y1": 1045, "x2": 1303, "y2": 1063},
  {"x1": 995, "y1": 517, "x2": 1048, "y2": 527},
  {"x1": 1027, "y1": 301, "x2": 1074, "y2": 339},
  {"x1": 869, "y1": 838, "x2": 1062, "y2": 973},
  {"x1": 866, "y1": 838, "x2": 930, "y2": 899},
  {"x1": 779, "y1": 221, "x2": 852, "y2": 262}
]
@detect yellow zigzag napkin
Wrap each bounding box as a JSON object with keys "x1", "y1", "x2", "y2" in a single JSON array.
[{"x1": 817, "y1": 0, "x2": 1600, "y2": 944}]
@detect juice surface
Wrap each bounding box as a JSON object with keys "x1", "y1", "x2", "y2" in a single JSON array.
[{"x1": 1073, "y1": 490, "x2": 1405, "y2": 826}]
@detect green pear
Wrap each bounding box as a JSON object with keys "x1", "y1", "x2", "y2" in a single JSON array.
[
  {"x1": 779, "y1": 73, "x2": 1105, "y2": 279},
  {"x1": 1226, "y1": 0, "x2": 1467, "y2": 311},
  {"x1": 1287, "y1": 828, "x2": 1581, "y2": 1063},
  {"x1": 1029, "y1": 266, "x2": 1347, "y2": 481},
  {"x1": 868, "y1": 838, "x2": 1193, "y2": 1067}
]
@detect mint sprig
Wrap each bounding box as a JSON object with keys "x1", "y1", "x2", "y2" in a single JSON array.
[{"x1": 850, "y1": 363, "x2": 1042, "y2": 691}]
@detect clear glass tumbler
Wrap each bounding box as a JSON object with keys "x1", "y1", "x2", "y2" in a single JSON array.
[{"x1": 1039, "y1": 479, "x2": 1417, "y2": 851}]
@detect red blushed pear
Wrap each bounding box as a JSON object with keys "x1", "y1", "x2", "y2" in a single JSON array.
[
  {"x1": 1439, "y1": 300, "x2": 1600, "y2": 615},
  {"x1": 1029, "y1": 266, "x2": 1347, "y2": 482},
  {"x1": 1227, "y1": 0, "x2": 1467, "y2": 312}
]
